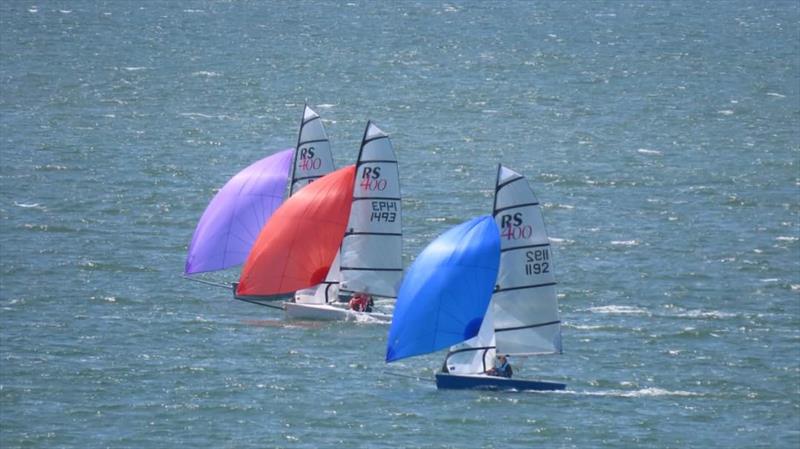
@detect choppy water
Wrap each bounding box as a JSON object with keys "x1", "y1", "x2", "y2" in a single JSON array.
[{"x1": 1, "y1": 1, "x2": 798, "y2": 448}]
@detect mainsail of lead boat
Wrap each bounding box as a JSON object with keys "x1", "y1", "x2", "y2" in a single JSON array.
[
  {"x1": 184, "y1": 105, "x2": 334, "y2": 277},
  {"x1": 436, "y1": 164, "x2": 564, "y2": 391},
  {"x1": 385, "y1": 216, "x2": 500, "y2": 362},
  {"x1": 235, "y1": 165, "x2": 356, "y2": 300}
]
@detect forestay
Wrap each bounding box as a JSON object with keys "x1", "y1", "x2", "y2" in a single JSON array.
[
  {"x1": 289, "y1": 105, "x2": 335, "y2": 195},
  {"x1": 492, "y1": 165, "x2": 562, "y2": 356},
  {"x1": 338, "y1": 122, "x2": 403, "y2": 299}
]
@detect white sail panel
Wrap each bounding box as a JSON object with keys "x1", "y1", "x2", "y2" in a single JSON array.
[
  {"x1": 492, "y1": 165, "x2": 562, "y2": 355},
  {"x1": 290, "y1": 105, "x2": 335, "y2": 195},
  {"x1": 445, "y1": 304, "x2": 497, "y2": 374},
  {"x1": 339, "y1": 122, "x2": 403, "y2": 299}
]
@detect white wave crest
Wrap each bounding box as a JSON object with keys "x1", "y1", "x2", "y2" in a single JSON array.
[
  {"x1": 637, "y1": 148, "x2": 662, "y2": 155},
  {"x1": 588, "y1": 305, "x2": 648, "y2": 315},
  {"x1": 578, "y1": 387, "x2": 702, "y2": 398},
  {"x1": 611, "y1": 240, "x2": 639, "y2": 246}
]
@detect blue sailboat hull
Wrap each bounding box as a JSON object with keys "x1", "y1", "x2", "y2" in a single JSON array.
[{"x1": 435, "y1": 373, "x2": 566, "y2": 391}]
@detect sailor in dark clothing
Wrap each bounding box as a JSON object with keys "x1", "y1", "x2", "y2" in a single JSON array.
[{"x1": 485, "y1": 354, "x2": 513, "y2": 378}]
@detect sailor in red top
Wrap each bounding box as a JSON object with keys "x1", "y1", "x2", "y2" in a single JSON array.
[{"x1": 348, "y1": 292, "x2": 374, "y2": 312}]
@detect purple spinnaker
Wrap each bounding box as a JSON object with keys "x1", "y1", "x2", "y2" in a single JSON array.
[{"x1": 185, "y1": 148, "x2": 293, "y2": 275}]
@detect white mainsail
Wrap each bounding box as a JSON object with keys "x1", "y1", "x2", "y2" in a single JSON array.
[
  {"x1": 492, "y1": 165, "x2": 562, "y2": 356},
  {"x1": 444, "y1": 165, "x2": 561, "y2": 373},
  {"x1": 289, "y1": 105, "x2": 335, "y2": 195},
  {"x1": 338, "y1": 122, "x2": 403, "y2": 299}
]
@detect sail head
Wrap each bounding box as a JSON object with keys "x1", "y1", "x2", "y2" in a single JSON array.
[{"x1": 290, "y1": 105, "x2": 335, "y2": 195}]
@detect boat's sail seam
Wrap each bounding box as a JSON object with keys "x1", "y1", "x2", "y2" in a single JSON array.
[
  {"x1": 496, "y1": 320, "x2": 561, "y2": 333},
  {"x1": 493, "y1": 202, "x2": 540, "y2": 215},
  {"x1": 500, "y1": 242, "x2": 550, "y2": 253},
  {"x1": 352, "y1": 196, "x2": 401, "y2": 202},
  {"x1": 495, "y1": 282, "x2": 557, "y2": 293},
  {"x1": 495, "y1": 175, "x2": 524, "y2": 192},
  {"x1": 297, "y1": 138, "x2": 328, "y2": 146}
]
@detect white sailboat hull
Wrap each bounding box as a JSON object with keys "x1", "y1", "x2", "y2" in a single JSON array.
[{"x1": 283, "y1": 301, "x2": 391, "y2": 322}]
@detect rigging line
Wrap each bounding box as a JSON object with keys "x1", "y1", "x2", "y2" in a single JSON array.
[
  {"x1": 233, "y1": 296, "x2": 285, "y2": 310},
  {"x1": 182, "y1": 275, "x2": 232, "y2": 290}
]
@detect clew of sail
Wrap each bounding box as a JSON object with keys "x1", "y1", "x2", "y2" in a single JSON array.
[
  {"x1": 289, "y1": 105, "x2": 335, "y2": 195},
  {"x1": 184, "y1": 148, "x2": 293, "y2": 275},
  {"x1": 338, "y1": 122, "x2": 403, "y2": 300},
  {"x1": 236, "y1": 165, "x2": 356, "y2": 298},
  {"x1": 492, "y1": 165, "x2": 562, "y2": 356},
  {"x1": 386, "y1": 216, "x2": 500, "y2": 363}
]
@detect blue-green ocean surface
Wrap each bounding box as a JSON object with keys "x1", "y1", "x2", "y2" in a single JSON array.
[{"x1": 1, "y1": 1, "x2": 798, "y2": 448}]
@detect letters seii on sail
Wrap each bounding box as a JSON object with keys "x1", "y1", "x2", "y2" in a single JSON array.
[
  {"x1": 386, "y1": 165, "x2": 565, "y2": 391},
  {"x1": 283, "y1": 122, "x2": 403, "y2": 321},
  {"x1": 183, "y1": 105, "x2": 334, "y2": 291}
]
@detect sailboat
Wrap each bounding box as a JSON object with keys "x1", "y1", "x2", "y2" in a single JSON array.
[
  {"x1": 386, "y1": 165, "x2": 565, "y2": 391},
  {"x1": 184, "y1": 105, "x2": 334, "y2": 281},
  {"x1": 284, "y1": 121, "x2": 403, "y2": 321}
]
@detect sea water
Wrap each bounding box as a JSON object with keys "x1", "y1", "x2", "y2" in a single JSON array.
[{"x1": 1, "y1": 1, "x2": 798, "y2": 448}]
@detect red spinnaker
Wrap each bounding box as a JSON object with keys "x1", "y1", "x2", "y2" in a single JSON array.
[{"x1": 236, "y1": 165, "x2": 356, "y2": 297}]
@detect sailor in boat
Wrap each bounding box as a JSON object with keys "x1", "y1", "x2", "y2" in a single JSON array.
[
  {"x1": 348, "y1": 291, "x2": 374, "y2": 313},
  {"x1": 485, "y1": 354, "x2": 513, "y2": 378}
]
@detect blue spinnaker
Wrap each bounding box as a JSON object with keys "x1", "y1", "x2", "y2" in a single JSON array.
[{"x1": 386, "y1": 215, "x2": 500, "y2": 363}]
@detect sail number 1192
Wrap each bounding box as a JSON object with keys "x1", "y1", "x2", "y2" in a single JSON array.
[{"x1": 525, "y1": 248, "x2": 550, "y2": 276}]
